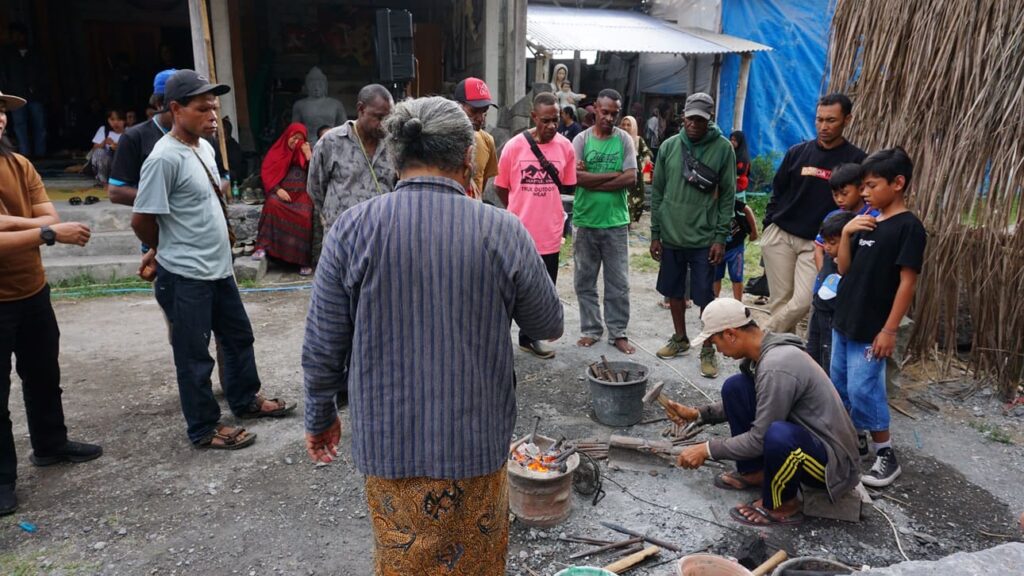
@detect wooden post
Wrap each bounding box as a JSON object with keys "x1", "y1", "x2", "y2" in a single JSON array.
[
  {"x1": 572, "y1": 50, "x2": 581, "y2": 88},
  {"x1": 535, "y1": 50, "x2": 550, "y2": 83},
  {"x1": 210, "y1": 0, "x2": 237, "y2": 141},
  {"x1": 187, "y1": 0, "x2": 230, "y2": 174},
  {"x1": 508, "y1": 0, "x2": 527, "y2": 108},
  {"x1": 732, "y1": 52, "x2": 753, "y2": 132}
]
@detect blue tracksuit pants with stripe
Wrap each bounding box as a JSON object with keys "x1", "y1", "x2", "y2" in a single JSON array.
[{"x1": 722, "y1": 374, "x2": 829, "y2": 509}]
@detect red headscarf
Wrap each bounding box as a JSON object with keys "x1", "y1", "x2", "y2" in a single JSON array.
[{"x1": 261, "y1": 122, "x2": 309, "y2": 191}]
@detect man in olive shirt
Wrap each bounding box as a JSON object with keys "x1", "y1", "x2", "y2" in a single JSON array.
[{"x1": 454, "y1": 77, "x2": 498, "y2": 199}]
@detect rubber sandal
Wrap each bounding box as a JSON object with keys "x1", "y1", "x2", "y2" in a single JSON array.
[
  {"x1": 251, "y1": 248, "x2": 265, "y2": 261},
  {"x1": 239, "y1": 394, "x2": 296, "y2": 419},
  {"x1": 84, "y1": 195, "x2": 100, "y2": 205},
  {"x1": 299, "y1": 266, "x2": 313, "y2": 276},
  {"x1": 196, "y1": 425, "x2": 257, "y2": 450},
  {"x1": 69, "y1": 196, "x2": 82, "y2": 205},
  {"x1": 713, "y1": 471, "x2": 759, "y2": 491},
  {"x1": 729, "y1": 501, "x2": 804, "y2": 527}
]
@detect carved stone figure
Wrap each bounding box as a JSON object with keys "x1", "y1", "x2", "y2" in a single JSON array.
[{"x1": 292, "y1": 66, "x2": 347, "y2": 143}]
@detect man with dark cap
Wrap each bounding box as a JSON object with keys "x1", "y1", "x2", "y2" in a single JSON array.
[
  {"x1": 132, "y1": 70, "x2": 295, "y2": 450},
  {"x1": 649, "y1": 92, "x2": 736, "y2": 378},
  {"x1": 0, "y1": 89, "x2": 102, "y2": 516},
  {"x1": 454, "y1": 77, "x2": 498, "y2": 199}
]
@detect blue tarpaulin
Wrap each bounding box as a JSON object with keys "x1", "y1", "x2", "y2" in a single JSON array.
[{"x1": 716, "y1": 0, "x2": 834, "y2": 161}]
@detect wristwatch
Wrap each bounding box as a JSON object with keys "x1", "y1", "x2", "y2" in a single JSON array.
[{"x1": 40, "y1": 225, "x2": 56, "y2": 246}]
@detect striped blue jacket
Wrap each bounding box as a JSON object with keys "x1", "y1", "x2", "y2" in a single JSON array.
[{"x1": 302, "y1": 175, "x2": 564, "y2": 479}]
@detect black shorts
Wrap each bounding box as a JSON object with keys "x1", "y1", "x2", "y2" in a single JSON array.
[{"x1": 656, "y1": 246, "x2": 715, "y2": 308}]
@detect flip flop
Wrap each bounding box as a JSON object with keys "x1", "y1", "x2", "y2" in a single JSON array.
[
  {"x1": 713, "y1": 471, "x2": 759, "y2": 491},
  {"x1": 84, "y1": 195, "x2": 100, "y2": 205},
  {"x1": 729, "y1": 501, "x2": 804, "y2": 527},
  {"x1": 69, "y1": 196, "x2": 82, "y2": 205}
]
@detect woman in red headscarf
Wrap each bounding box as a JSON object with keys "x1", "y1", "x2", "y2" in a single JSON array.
[{"x1": 253, "y1": 123, "x2": 314, "y2": 274}]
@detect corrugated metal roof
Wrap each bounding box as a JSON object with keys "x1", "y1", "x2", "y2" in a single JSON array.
[
  {"x1": 527, "y1": 6, "x2": 772, "y2": 55},
  {"x1": 679, "y1": 27, "x2": 772, "y2": 53}
]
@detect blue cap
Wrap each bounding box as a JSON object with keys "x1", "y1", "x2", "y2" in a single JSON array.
[{"x1": 153, "y1": 69, "x2": 178, "y2": 96}]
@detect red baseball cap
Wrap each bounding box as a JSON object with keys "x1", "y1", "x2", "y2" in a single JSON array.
[{"x1": 454, "y1": 77, "x2": 497, "y2": 109}]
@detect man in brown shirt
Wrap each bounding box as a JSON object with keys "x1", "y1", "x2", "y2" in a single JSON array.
[
  {"x1": 0, "y1": 91, "x2": 103, "y2": 516},
  {"x1": 454, "y1": 77, "x2": 498, "y2": 199}
]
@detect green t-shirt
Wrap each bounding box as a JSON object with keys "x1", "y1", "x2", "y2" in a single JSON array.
[{"x1": 571, "y1": 127, "x2": 637, "y2": 228}]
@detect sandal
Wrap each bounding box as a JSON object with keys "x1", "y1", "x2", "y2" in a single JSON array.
[
  {"x1": 243, "y1": 241, "x2": 255, "y2": 256},
  {"x1": 84, "y1": 195, "x2": 100, "y2": 205},
  {"x1": 713, "y1": 471, "x2": 759, "y2": 491},
  {"x1": 729, "y1": 500, "x2": 804, "y2": 527},
  {"x1": 239, "y1": 393, "x2": 296, "y2": 419},
  {"x1": 251, "y1": 248, "x2": 265, "y2": 261},
  {"x1": 69, "y1": 196, "x2": 82, "y2": 206},
  {"x1": 298, "y1": 266, "x2": 313, "y2": 276},
  {"x1": 196, "y1": 425, "x2": 257, "y2": 450}
]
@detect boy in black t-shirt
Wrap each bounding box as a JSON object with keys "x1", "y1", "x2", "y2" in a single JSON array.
[
  {"x1": 832, "y1": 147, "x2": 926, "y2": 488},
  {"x1": 806, "y1": 210, "x2": 854, "y2": 376}
]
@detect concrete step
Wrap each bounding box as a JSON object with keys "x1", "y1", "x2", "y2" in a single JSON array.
[
  {"x1": 42, "y1": 230, "x2": 141, "y2": 258},
  {"x1": 44, "y1": 255, "x2": 140, "y2": 284},
  {"x1": 54, "y1": 203, "x2": 135, "y2": 233}
]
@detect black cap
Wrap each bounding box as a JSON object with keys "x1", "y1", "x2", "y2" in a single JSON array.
[{"x1": 163, "y1": 69, "x2": 230, "y2": 110}]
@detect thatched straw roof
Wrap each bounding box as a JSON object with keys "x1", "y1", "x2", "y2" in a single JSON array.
[{"x1": 827, "y1": 0, "x2": 1024, "y2": 398}]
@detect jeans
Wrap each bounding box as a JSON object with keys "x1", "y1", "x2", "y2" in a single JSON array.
[
  {"x1": 806, "y1": 308, "x2": 834, "y2": 376},
  {"x1": 573, "y1": 225, "x2": 630, "y2": 341},
  {"x1": 713, "y1": 245, "x2": 745, "y2": 283},
  {"x1": 154, "y1": 267, "x2": 262, "y2": 443},
  {"x1": 830, "y1": 329, "x2": 889, "y2": 431},
  {"x1": 761, "y1": 224, "x2": 817, "y2": 333},
  {"x1": 11, "y1": 101, "x2": 46, "y2": 157},
  {"x1": 720, "y1": 374, "x2": 827, "y2": 510},
  {"x1": 519, "y1": 252, "x2": 560, "y2": 346},
  {"x1": 1, "y1": 286, "x2": 68, "y2": 485}
]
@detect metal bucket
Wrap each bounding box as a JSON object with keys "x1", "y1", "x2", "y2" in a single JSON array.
[
  {"x1": 587, "y1": 361, "x2": 648, "y2": 427},
  {"x1": 507, "y1": 434, "x2": 580, "y2": 527}
]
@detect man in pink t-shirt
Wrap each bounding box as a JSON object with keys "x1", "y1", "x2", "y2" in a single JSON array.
[{"x1": 496, "y1": 92, "x2": 577, "y2": 359}]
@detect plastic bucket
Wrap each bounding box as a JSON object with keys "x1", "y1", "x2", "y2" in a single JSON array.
[
  {"x1": 554, "y1": 568, "x2": 617, "y2": 576},
  {"x1": 587, "y1": 360, "x2": 648, "y2": 426},
  {"x1": 676, "y1": 554, "x2": 753, "y2": 576}
]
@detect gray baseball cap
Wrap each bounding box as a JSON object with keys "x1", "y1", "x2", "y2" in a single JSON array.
[{"x1": 683, "y1": 92, "x2": 715, "y2": 120}]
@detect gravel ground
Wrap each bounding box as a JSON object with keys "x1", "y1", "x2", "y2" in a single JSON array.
[{"x1": 2, "y1": 234, "x2": 1022, "y2": 575}]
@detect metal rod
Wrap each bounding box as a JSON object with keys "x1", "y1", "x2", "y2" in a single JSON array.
[{"x1": 568, "y1": 536, "x2": 643, "y2": 560}]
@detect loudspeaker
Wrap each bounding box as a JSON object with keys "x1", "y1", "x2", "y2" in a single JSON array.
[{"x1": 375, "y1": 9, "x2": 415, "y2": 83}]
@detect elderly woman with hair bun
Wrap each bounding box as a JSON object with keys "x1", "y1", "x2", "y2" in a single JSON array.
[{"x1": 302, "y1": 96, "x2": 564, "y2": 576}]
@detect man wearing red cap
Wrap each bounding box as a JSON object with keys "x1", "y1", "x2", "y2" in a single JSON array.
[{"x1": 454, "y1": 77, "x2": 498, "y2": 199}]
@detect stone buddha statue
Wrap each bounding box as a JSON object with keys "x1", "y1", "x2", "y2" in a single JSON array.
[{"x1": 292, "y1": 66, "x2": 347, "y2": 144}]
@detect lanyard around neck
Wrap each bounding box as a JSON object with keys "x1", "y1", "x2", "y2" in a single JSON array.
[{"x1": 353, "y1": 122, "x2": 382, "y2": 195}]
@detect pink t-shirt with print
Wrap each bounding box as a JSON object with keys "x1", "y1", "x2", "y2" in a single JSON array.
[{"x1": 495, "y1": 132, "x2": 577, "y2": 255}]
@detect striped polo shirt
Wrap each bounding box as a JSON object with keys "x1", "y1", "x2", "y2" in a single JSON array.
[{"x1": 302, "y1": 175, "x2": 564, "y2": 480}]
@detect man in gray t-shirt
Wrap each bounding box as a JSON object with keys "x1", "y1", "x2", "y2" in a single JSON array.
[{"x1": 132, "y1": 70, "x2": 295, "y2": 450}]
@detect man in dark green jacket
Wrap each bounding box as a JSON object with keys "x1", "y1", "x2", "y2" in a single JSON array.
[{"x1": 649, "y1": 93, "x2": 736, "y2": 377}]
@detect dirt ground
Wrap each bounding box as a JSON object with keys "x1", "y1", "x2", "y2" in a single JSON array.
[{"x1": 2, "y1": 232, "x2": 1023, "y2": 575}]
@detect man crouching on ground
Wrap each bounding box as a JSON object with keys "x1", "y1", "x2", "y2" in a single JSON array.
[
  {"x1": 302, "y1": 96, "x2": 563, "y2": 574},
  {"x1": 667, "y1": 298, "x2": 860, "y2": 526}
]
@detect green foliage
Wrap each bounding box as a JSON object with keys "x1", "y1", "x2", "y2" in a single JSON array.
[{"x1": 749, "y1": 151, "x2": 783, "y2": 195}]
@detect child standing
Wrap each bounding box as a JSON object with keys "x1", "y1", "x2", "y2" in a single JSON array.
[
  {"x1": 814, "y1": 163, "x2": 879, "y2": 270},
  {"x1": 807, "y1": 210, "x2": 855, "y2": 375},
  {"x1": 713, "y1": 199, "x2": 758, "y2": 301},
  {"x1": 832, "y1": 147, "x2": 926, "y2": 488}
]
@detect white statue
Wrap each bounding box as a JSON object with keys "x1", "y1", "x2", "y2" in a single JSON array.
[{"x1": 292, "y1": 66, "x2": 347, "y2": 143}]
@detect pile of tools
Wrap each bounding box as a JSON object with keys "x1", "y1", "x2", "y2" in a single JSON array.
[
  {"x1": 589, "y1": 355, "x2": 639, "y2": 383},
  {"x1": 559, "y1": 522, "x2": 681, "y2": 573}
]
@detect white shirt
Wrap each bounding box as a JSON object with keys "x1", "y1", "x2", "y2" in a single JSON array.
[{"x1": 92, "y1": 126, "x2": 123, "y2": 149}]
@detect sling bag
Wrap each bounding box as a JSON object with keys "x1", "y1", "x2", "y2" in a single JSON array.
[
  {"x1": 681, "y1": 145, "x2": 721, "y2": 194},
  {"x1": 188, "y1": 146, "x2": 237, "y2": 247},
  {"x1": 523, "y1": 130, "x2": 569, "y2": 194}
]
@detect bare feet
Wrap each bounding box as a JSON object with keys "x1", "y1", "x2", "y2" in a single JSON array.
[
  {"x1": 612, "y1": 338, "x2": 635, "y2": 354},
  {"x1": 577, "y1": 336, "x2": 598, "y2": 348}
]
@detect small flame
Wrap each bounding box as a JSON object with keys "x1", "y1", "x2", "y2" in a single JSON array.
[{"x1": 510, "y1": 442, "x2": 559, "y2": 474}]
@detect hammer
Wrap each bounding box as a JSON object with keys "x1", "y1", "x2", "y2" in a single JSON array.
[{"x1": 642, "y1": 380, "x2": 672, "y2": 410}]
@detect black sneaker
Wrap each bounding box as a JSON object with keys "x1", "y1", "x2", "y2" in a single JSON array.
[
  {"x1": 857, "y1": 431, "x2": 872, "y2": 462},
  {"x1": 862, "y1": 447, "x2": 901, "y2": 488},
  {"x1": 0, "y1": 484, "x2": 16, "y2": 516},
  {"x1": 30, "y1": 440, "x2": 103, "y2": 467}
]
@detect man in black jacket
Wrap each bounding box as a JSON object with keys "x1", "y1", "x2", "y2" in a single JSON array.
[{"x1": 761, "y1": 94, "x2": 865, "y2": 333}]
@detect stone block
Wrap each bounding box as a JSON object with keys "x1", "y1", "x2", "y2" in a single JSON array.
[
  {"x1": 858, "y1": 542, "x2": 1024, "y2": 575},
  {"x1": 802, "y1": 486, "x2": 862, "y2": 523},
  {"x1": 233, "y1": 256, "x2": 266, "y2": 283},
  {"x1": 227, "y1": 203, "x2": 263, "y2": 245}
]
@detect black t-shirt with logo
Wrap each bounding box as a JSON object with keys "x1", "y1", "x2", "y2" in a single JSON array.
[
  {"x1": 834, "y1": 211, "x2": 926, "y2": 342},
  {"x1": 109, "y1": 118, "x2": 228, "y2": 187},
  {"x1": 765, "y1": 139, "x2": 866, "y2": 239}
]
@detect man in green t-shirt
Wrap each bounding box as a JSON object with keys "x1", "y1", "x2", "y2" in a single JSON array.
[{"x1": 571, "y1": 89, "x2": 638, "y2": 354}]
